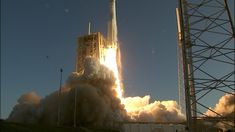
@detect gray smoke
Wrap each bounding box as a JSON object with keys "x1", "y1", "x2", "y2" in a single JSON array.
[
  {"x1": 8, "y1": 57, "x2": 187, "y2": 128},
  {"x1": 7, "y1": 92, "x2": 41, "y2": 124},
  {"x1": 8, "y1": 57, "x2": 127, "y2": 128}
]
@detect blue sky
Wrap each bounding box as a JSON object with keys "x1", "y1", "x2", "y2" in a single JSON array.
[{"x1": 1, "y1": 0, "x2": 234, "y2": 119}]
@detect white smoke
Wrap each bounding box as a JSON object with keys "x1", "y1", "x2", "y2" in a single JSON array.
[
  {"x1": 205, "y1": 93, "x2": 235, "y2": 131},
  {"x1": 205, "y1": 93, "x2": 235, "y2": 117},
  {"x1": 122, "y1": 95, "x2": 185, "y2": 123},
  {"x1": 8, "y1": 57, "x2": 186, "y2": 128}
]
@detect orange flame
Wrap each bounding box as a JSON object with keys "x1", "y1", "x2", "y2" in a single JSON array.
[
  {"x1": 100, "y1": 46, "x2": 123, "y2": 99},
  {"x1": 100, "y1": 46, "x2": 185, "y2": 122}
]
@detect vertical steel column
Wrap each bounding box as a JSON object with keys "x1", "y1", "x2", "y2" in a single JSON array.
[
  {"x1": 178, "y1": 0, "x2": 193, "y2": 131},
  {"x1": 224, "y1": 0, "x2": 235, "y2": 38}
]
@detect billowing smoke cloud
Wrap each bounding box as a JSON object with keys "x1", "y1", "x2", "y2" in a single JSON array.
[
  {"x1": 8, "y1": 57, "x2": 127, "y2": 128},
  {"x1": 205, "y1": 93, "x2": 235, "y2": 117},
  {"x1": 7, "y1": 92, "x2": 41, "y2": 124},
  {"x1": 205, "y1": 93, "x2": 235, "y2": 131},
  {"x1": 122, "y1": 95, "x2": 185, "y2": 123},
  {"x1": 8, "y1": 57, "x2": 186, "y2": 128}
]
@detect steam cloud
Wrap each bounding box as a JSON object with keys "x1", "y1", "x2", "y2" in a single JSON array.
[
  {"x1": 205, "y1": 93, "x2": 235, "y2": 131},
  {"x1": 205, "y1": 93, "x2": 235, "y2": 117},
  {"x1": 7, "y1": 92, "x2": 41, "y2": 124},
  {"x1": 8, "y1": 57, "x2": 127, "y2": 128},
  {"x1": 8, "y1": 57, "x2": 185, "y2": 128},
  {"x1": 123, "y1": 95, "x2": 185, "y2": 123}
]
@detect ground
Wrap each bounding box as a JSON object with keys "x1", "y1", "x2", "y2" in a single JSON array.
[{"x1": 0, "y1": 120, "x2": 120, "y2": 132}]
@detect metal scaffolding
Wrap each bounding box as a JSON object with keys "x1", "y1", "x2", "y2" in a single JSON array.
[{"x1": 177, "y1": 0, "x2": 235, "y2": 131}]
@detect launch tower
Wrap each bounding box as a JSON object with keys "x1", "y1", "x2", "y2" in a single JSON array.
[
  {"x1": 76, "y1": 32, "x2": 107, "y2": 73},
  {"x1": 176, "y1": 0, "x2": 235, "y2": 131},
  {"x1": 76, "y1": 0, "x2": 119, "y2": 73}
]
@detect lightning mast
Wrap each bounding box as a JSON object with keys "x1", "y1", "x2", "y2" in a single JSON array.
[{"x1": 57, "y1": 68, "x2": 63, "y2": 126}]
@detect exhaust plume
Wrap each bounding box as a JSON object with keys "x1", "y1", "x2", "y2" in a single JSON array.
[
  {"x1": 205, "y1": 93, "x2": 235, "y2": 117},
  {"x1": 122, "y1": 95, "x2": 185, "y2": 123},
  {"x1": 205, "y1": 93, "x2": 235, "y2": 131},
  {"x1": 8, "y1": 57, "x2": 127, "y2": 128},
  {"x1": 8, "y1": 57, "x2": 186, "y2": 127},
  {"x1": 7, "y1": 92, "x2": 41, "y2": 124}
]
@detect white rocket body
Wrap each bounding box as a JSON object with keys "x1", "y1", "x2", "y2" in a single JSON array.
[{"x1": 107, "y1": 0, "x2": 118, "y2": 47}]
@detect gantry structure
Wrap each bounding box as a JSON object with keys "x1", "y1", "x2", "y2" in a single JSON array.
[{"x1": 176, "y1": 0, "x2": 234, "y2": 131}]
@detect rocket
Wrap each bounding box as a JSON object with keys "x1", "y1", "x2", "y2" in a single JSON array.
[
  {"x1": 107, "y1": 0, "x2": 122, "y2": 90},
  {"x1": 107, "y1": 0, "x2": 118, "y2": 47}
]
